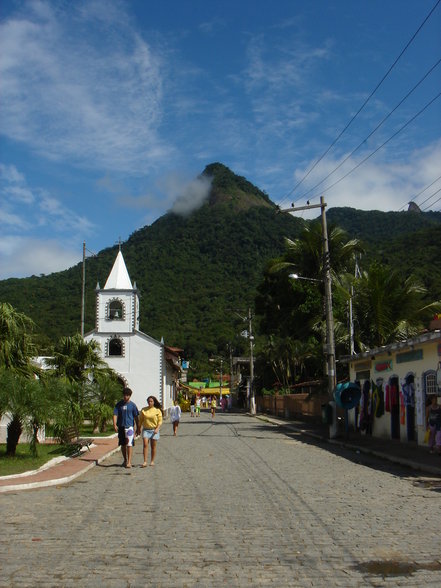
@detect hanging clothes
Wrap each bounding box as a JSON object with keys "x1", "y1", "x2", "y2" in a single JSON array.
[
  {"x1": 375, "y1": 380, "x2": 385, "y2": 417},
  {"x1": 399, "y1": 389, "x2": 406, "y2": 425},
  {"x1": 359, "y1": 380, "x2": 372, "y2": 434}
]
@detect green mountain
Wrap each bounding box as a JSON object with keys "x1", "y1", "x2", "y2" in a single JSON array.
[
  {"x1": 0, "y1": 163, "x2": 303, "y2": 359},
  {"x1": 1, "y1": 162, "x2": 440, "y2": 364}
]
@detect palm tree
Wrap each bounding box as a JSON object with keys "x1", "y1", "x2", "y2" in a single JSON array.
[
  {"x1": 47, "y1": 334, "x2": 108, "y2": 384},
  {"x1": 269, "y1": 221, "x2": 364, "y2": 281},
  {"x1": 0, "y1": 302, "x2": 37, "y2": 376},
  {"x1": 0, "y1": 371, "x2": 55, "y2": 456},
  {"x1": 47, "y1": 334, "x2": 113, "y2": 405},
  {"x1": 353, "y1": 261, "x2": 441, "y2": 348}
]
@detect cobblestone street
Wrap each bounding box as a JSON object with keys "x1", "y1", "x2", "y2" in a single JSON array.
[{"x1": 1, "y1": 412, "x2": 441, "y2": 587}]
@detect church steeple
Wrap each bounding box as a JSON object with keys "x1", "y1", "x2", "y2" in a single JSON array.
[
  {"x1": 104, "y1": 251, "x2": 133, "y2": 290},
  {"x1": 95, "y1": 250, "x2": 140, "y2": 334}
]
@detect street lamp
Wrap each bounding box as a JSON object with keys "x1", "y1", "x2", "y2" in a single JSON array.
[{"x1": 289, "y1": 273, "x2": 322, "y2": 283}]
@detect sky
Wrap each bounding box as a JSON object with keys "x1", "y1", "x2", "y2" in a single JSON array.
[{"x1": 1, "y1": 0, "x2": 440, "y2": 280}]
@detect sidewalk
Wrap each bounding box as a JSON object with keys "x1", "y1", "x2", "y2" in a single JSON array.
[
  {"x1": 0, "y1": 435, "x2": 120, "y2": 493},
  {"x1": 1, "y1": 415, "x2": 440, "y2": 493}
]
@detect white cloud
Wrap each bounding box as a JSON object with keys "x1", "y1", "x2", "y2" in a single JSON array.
[
  {"x1": 169, "y1": 174, "x2": 212, "y2": 216},
  {"x1": 0, "y1": 236, "x2": 81, "y2": 279},
  {"x1": 290, "y1": 139, "x2": 441, "y2": 216},
  {"x1": 0, "y1": 163, "x2": 94, "y2": 236},
  {"x1": 0, "y1": 0, "x2": 172, "y2": 174}
]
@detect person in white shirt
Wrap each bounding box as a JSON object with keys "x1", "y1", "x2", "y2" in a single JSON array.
[{"x1": 170, "y1": 399, "x2": 182, "y2": 436}]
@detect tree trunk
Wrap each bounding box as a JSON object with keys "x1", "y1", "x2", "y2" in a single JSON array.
[{"x1": 6, "y1": 415, "x2": 23, "y2": 456}]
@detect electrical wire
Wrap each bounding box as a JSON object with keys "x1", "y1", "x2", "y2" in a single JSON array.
[
  {"x1": 421, "y1": 188, "x2": 441, "y2": 211},
  {"x1": 277, "y1": 0, "x2": 441, "y2": 209},
  {"x1": 292, "y1": 57, "x2": 441, "y2": 202},
  {"x1": 398, "y1": 175, "x2": 441, "y2": 211},
  {"x1": 304, "y1": 90, "x2": 441, "y2": 201}
]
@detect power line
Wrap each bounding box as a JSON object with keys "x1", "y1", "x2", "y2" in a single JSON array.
[
  {"x1": 278, "y1": 0, "x2": 441, "y2": 208},
  {"x1": 421, "y1": 189, "x2": 441, "y2": 211},
  {"x1": 398, "y1": 175, "x2": 441, "y2": 211},
  {"x1": 293, "y1": 57, "x2": 441, "y2": 201},
  {"x1": 305, "y1": 90, "x2": 441, "y2": 200}
]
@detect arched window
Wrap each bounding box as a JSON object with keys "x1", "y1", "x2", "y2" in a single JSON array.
[
  {"x1": 108, "y1": 338, "x2": 123, "y2": 356},
  {"x1": 423, "y1": 370, "x2": 437, "y2": 397},
  {"x1": 108, "y1": 299, "x2": 124, "y2": 320}
]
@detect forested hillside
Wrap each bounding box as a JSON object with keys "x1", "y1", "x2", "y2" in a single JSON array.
[{"x1": 0, "y1": 163, "x2": 440, "y2": 363}]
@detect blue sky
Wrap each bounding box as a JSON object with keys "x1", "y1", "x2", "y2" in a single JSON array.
[{"x1": 1, "y1": 0, "x2": 440, "y2": 279}]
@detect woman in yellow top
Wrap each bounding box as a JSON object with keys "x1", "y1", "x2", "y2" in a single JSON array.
[
  {"x1": 139, "y1": 396, "x2": 163, "y2": 467},
  {"x1": 210, "y1": 395, "x2": 217, "y2": 420}
]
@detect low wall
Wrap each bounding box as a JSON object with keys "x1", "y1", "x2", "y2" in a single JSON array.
[{"x1": 256, "y1": 393, "x2": 330, "y2": 422}]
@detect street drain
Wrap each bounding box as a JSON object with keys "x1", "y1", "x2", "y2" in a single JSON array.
[{"x1": 355, "y1": 559, "x2": 441, "y2": 577}]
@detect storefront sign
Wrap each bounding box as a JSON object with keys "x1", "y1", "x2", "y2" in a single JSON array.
[
  {"x1": 396, "y1": 349, "x2": 423, "y2": 363},
  {"x1": 374, "y1": 360, "x2": 392, "y2": 372}
]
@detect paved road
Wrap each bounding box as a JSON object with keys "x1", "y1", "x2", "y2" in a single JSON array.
[{"x1": 1, "y1": 412, "x2": 441, "y2": 587}]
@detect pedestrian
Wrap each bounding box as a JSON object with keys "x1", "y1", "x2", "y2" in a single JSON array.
[
  {"x1": 190, "y1": 395, "x2": 195, "y2": 417},
  {"x1": 426, "y1": 395, "x2": 441, "y2": 455},
  {"x1": 113, "y1": 387, "x2": 139, "y2": 469},
  {"x1": 210, "y1": 395, "x2": 217, "y2": 420},
  {"x1": 170, "y1": 399, "x2": 182, "y2": 436},
  {"x1": 195, "y1": 394, "x2": 201, "y2": 417},
  {"x1": 139, "y1": 395, "x2": 163, "y2": 467}
]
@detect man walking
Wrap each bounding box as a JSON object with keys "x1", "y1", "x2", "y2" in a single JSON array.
[{"x1": 113, "y1": 388, "x2": 139, "y2": 468}]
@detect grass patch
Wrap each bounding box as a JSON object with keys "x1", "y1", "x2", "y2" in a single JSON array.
[
  {"x1": 44, "y1": 423, "x2": 114, "y2": 439},
  {"x1": 80, "y1": 423, "x2": 114, "y2": 437},
  {"x1": 0, "y1": 443, "x2": 66, "y2": 477}
]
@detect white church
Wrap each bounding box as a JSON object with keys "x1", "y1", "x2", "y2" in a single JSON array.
[{"x1": 84, "y1": 249, "x2": 180, "y2": 414}]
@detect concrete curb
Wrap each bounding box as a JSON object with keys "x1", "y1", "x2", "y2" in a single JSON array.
[{"x1": 0, "y1": 446, "x2": 121, "y2": 494}]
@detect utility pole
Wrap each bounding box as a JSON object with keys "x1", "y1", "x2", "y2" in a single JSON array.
[
  {"x1": 220, "y1": 359, "x2": 223, "y2": 402},
  {"x1": 230, "y1": 308, "x2": 256, "y2": 414},
  {"x1": 248, "y1": 307, "x2": 255, "y2": 415},
  {"x1": 282, "y1": 197, "x2": 337, "y2": 437},
  {"x1": 81, "y1": 241, "x2": 86, "y2": 337},
  {"x1": 320, "y1": 197, "x2": 337, "y2": 404},
  {"x1": 228, "y1": 343, "x2": 234, "y2": 403}
]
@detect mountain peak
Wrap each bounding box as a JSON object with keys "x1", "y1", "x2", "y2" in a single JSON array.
[{"x1": 201, "y1": 162, "x2": 274, "y2": 211}]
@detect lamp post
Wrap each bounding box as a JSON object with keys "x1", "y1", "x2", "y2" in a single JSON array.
[
  {"x1": 231, "y1": 308, "x2": 255, "y2": 415},
  {"x1": 219, "y1": 358, "x2": 223, "y2": 402},
  {"x1": 284, "y1": 196, "x2": 337, "y2": 437}
]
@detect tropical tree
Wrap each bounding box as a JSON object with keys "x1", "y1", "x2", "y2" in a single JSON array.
[
  {"x1": 86, "y1": 372, "x2": 122, "y2": 433},
  {"x1": 353, "y1": 261, "x2": 441, "y2": 349},
  {"x1": 0, "y1": 371, "x2": 55, "y2": 456},
  {"x1": 0, "y1": 302, "x2": 37, "y2": 376},
  {"x1": 269, "y1": 221, "x2": 364, "y2": 281},
  {"x1": 259, "y1": 335, "x2": 318, "y2": 390},
  {"x1": 47, "y1": 334, "x2": 108, "y2": 383},
  {"x1": 255, "y1": 222, "x2": 364, "y2": 388}
]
